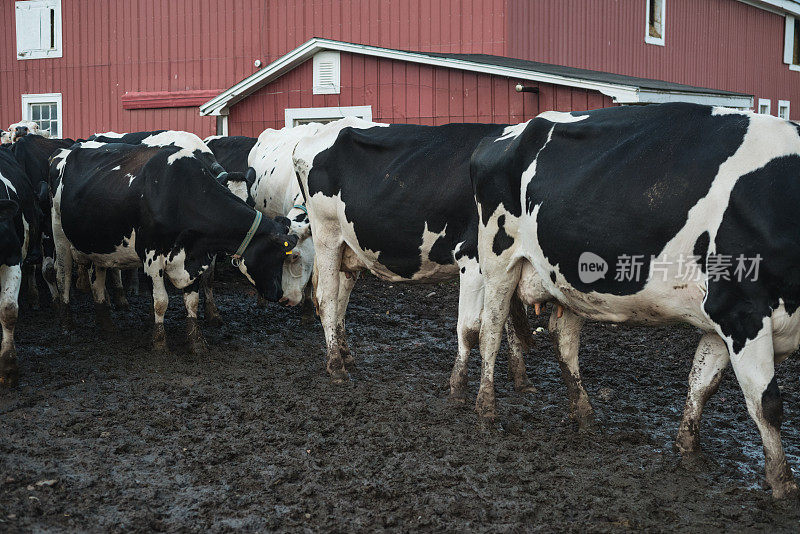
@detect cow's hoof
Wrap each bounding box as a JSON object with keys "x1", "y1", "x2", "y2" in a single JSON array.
[
  {"x1": 674, "y1": 431, "x2": 700, "y2": 456},
  {"x1": 773, "y1": 481, "x2": 800, "y2": 500},
  {"x1": 475, "y1": 391, "x2": 497, "y2": 422},
  {"x1": 0, "y1": 352, "x2": 19, "y2": 389},
  {"x1": 152, "y1": 325, "x2": 168, "y2": 353},
  {"x1": 112, "y1": 289, "x2": 130, "y2": 311},
  {"x1": 328, "y1": 368, "x2": 350, "y2": 384},
  {"x1": 188, "y1": 337, "x2": 209, "y2": 355},
  {"x1": 205, "y1": 307, "x2": 222, "y2": 328},
  {"x1": 94, "y1": 304, "x2": 116, "y2": 335},
  {"x1": 186, "y1": 318, "x2": 208, "y2": 355},
  {"x1": 448, "y1": 388, "x2": 468, "y2": 404}
]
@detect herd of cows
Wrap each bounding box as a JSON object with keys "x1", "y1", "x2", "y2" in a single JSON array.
[{"x1": 0, "y1": 102, "x2": 799, "y2": 500}]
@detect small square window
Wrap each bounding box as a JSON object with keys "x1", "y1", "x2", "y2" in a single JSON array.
[
  {"x1": 645, "y1": 0, "x2": 665, "y2": 46},
  {"x1": 15, "y1": 0, "x2": 62, "y2": 60},
  {"x1": 758, "y1": 98, "x2": 771, "y2": 116},
  {"x1": 778, "y1": 100, "x2": 791, "y2": 120},
  {"x1": 21, "y1": 93, "x2": 62, "y2": 138}
]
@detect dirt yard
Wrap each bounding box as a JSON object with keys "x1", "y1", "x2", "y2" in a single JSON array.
[{"x1": 2, "y1": 269, "x2": 800, "y2": 532}]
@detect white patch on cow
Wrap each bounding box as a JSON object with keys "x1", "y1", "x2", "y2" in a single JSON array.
[
  {"x1": 0, "y1": 263, "x2": 22, "y2": 358},
  {"x1": 164, "y1": 248, "x2": 194, "y2": 288},
  {"x1": 536, "y1": 110, "x2": 590, "y2": 123},
  {"x1": 0, "y1": 174, "x2": 17, "y2": 195},
  {"x1": 226, "y1": 180, "x2": 248, "y2": 202},
  {"x1": 73, "y1": 230, "x2": 140, "y2": 269},
  {"x1": 237, "y1": 259, "x2": 256, "y2": 285},
  {"x1": 77, "y1": 141, "x2": 107, "y2": 149},
  {"x1": 166, "y1": 147, "x2": 197, "y2": 165},
  {"x1": 111, "y1": 165, "x2": 121, "y2": 171},
  {"x1": 93, "y1": 131, "x2": 125, "y2": 138},
  {"x1": 415, "y1": 222, "x2": 455, "y2": 281},
  {"x1": 202, "y1": 135, "x2": 223, "y2": 144},
  {"x1": 495, "y1": 121, "x2": 530, "y2": 142},
  {"x1": 126, "y1": 173, "x2": 136, "y2": 186},
  {"x1": 141, "y1": 131, "x2": 212, "y2": 154}
]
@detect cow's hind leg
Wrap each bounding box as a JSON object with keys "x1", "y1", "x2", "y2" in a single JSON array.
[
  {"x1": 549, "y1": 308, "x2": 593, "y2": 429},
  {"x1": 506, "y1": 294, "x2": 536, "y2": 393},
  {"x1": 75, "y1": 263, "x2": 90, "y2": 293},
  {"x1": 109, "y1": 268, "x2": 129, "y2": 310},
  {"x1": 300, "y1": 283, "x2": 315, "y2": 325},
  {"x1": 51, "y1": 214, "x2": 74, "y2": 332},
  {"x1": 0, "y1": 265, "x2": 22, "y2": 387},
  {"x1": 21, "y1": 264, "x2": 39, "y2": 311},
  {"x1": 675, "y1": 333, "x2": 729, "y2": 455},
  {"x1": 201, "y1": 258, "x2": 221, "y2": 327},
  {"x1": 184, "y1": 280, "x2": 208, "y2": 354},
  {"x1": 450, "y1": 258, "x2": 483, "y2": 402},
  {"x1": 123, "y1": 268, "x2": 139, "y2": 296},
  {"x1": 313, "y1": 242, "x2": 348, "y2": 382},
  {"x1": 726, "y1": 319, "x2": 797, "y2": 499},
  {"x1": 89, "y1": 264, "x2": 115, "y2": 334},
  {"x1": 337, "y1": 271, "x2": 358, "y2": 367}
]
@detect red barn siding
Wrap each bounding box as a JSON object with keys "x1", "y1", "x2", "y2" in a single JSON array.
[
  {"x1": 507, "y1": 0, "x2": 799, "y2": 117},
  {"x1": 228, "y1": 53, "x2": 615, "y2": 136},
  {"x1": 1, "y1": 0, "x2": 507, "y2": 138}
]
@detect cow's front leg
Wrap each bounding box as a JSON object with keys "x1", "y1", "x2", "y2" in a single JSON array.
[
  {"x1": 201, "y1": 258, "x2": 221, "y2": 327},
  {"x1": 476, "y1": 262, "x2": 521, "y2": 420},
  {"x1": 337, "y1": 271, "x2": 358, "y2": 367},
  {"x1": 124, "y1": 268, "x2": 139, "y2": 296},
  {"x1": 505, "y1": 294, "x2": 536, "y2": 394},
  {"x1": 313, "y1": 242, "x2": 348, "y2": 382},
  {"x1": 75, "y1": 263, "x2": 91, "y2": 293},
  {"x1": 183, "y1": 281, "x2": 208, "y2": 354},
  {"x1": 549, "y1": 308, "x2": 593, "y2": 429},
  {"x1": 109, "y1": 268, "x2": 129, "y2": 310},
  {"x1": 675, "y1": 333, "x2": 729, "y2": 455},
  {"x1": 451, "y1": 258, "x2": 483, "y2": 402},
  {"x1": 89, "y1": 264, "x2": 115, "y2": 334},
  {"x1": 0, "y1": 264, "x2": 21, "y2": 387},
  {"x1": 300, "y1": 283, "x2": 315, "y2": 325},
  {"x1": 145, "y1": 255, "x2": 168, "y2": 352},
  {"x1": 21, "y1": 264, "x2": 39, "y2": 311},
  {"x1": 726, "y1": 319, "x2": 797, "y2": 499}
]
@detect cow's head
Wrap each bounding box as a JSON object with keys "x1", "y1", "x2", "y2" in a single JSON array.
[
  {"x1": 280, "y1": 205, "x2": 314, "y2": 306},
  {"x1": 0, "y1": 131, "x2": 11, "y2": 145},
  {"x1": 9, "y1": 120, "x2": 47, "y2": 142},
  {"x1": 218, "y1": 167, "x2": 256, "y2": 206},
  {"x1": 238, "y1": 215, "x2": 299, "y2": 301}
]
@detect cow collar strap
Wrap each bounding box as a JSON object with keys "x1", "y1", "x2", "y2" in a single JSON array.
[
  {"x1": 231, "y1": 211, "x2": 262, "y2": 265},
  {"x1": 292, "y1": 204, "x2": 307, "y2": 215}
]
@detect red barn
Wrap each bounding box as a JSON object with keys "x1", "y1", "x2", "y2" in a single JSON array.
[{"x1": 2, "y1": 0, "x2": 798, "y2": 139}]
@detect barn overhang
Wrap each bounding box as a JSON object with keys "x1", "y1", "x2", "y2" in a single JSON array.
[{"x1": 200, "y1": 38, "x2": 753, "y2": 116}]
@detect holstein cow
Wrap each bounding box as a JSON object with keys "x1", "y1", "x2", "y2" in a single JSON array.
[
  {"x1": 1, "y1": 131, "x2": 11, "y2": 145},
  {"x1": 50, "y1": 139, "x2": 298, "y2": 352},
  {"x1": 0, "y1": 150, "x2": 38, "y2": 387},
  {"x1": 9, "y1": 120, "x2": 49, "y2": 142},
  {"x1": 11, "y1": 135, "x2": 79, "y2": 307},
  {"x1": 204, "y1": 135, "x2": 258, "y2": 173},
  {"x1": 472, "y1": 102, "x2": 800, "y2": 498},
  {"x1": 247, "y1": 124, "x2": 328, "y2": 313},
  {"x1": 87, "y1": 130, "x2": 234, "y2": 322},
  {"x1": 293, "y1": 118, "x2": 542, "y2": 396}
]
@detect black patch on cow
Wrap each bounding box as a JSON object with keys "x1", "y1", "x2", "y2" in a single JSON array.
[
  {"x1": 492, "y1": 214, "x2": 514, "y2": 255},
  {"x1": 0, "y1": 150, "x2": 36, "y2": 267},
  {"x1": 693, "y1": 231, "x2": 710, "y2": 273},
  {"x1": 761, "y1": 376, "x2": 783, "y2": 429},
  {"x1": 460, "y1": 267, "x2": 465, "y2": 273},
  {"x1": 306, "y1": 123, "x2": 506, "y2": 279},
  {"x1": 550, "y1": 271, "x2": 557, "y2": 283},
  {"x1": 492, "y1": 103, "x2": 750, "y2": 295},
  {"x1": 205, "y1": 136, "x2": 257, "y2": 173},
  {"x1": 705, "y1": 154, "x2": 800, "y2": 352}
]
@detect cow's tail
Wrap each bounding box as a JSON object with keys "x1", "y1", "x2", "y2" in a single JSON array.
[{"x1": 509, "y1": 292, "x2": 536, "y2": 351}]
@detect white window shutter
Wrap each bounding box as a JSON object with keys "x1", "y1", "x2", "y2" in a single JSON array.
[
  {"x1": 784, "y1": 16, "x2": 794, "y2": 65},
  {"x1": 16, "y1": 4, "x2": 45, "y2": 55},
  {"x1": 313, "y1": 51, "x2": 341, "y2": 95}
]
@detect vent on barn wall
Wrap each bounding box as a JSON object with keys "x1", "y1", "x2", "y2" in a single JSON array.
[{"x1": 313, "y1": 51, "x2": 341, "y2": 95}]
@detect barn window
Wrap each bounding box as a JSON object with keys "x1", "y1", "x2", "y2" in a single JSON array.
[
  {"x1": 313, "y1": 51, "x2": 341, "y2": 95},
  {"x1": 778, "y1": 100, "x2": 791, "y2": 120},
  {"x1": 783, "y1": 16, "x2": 800, "y2": 70},
  {"x1": 758, "y1": 98, "x2": 771, "y2": 115},
  {"x1": 284, "y1": 106, "x2": 372, "y2": 128},
  {"x1": 15, "y1": 0, "x2": 62, "y2": 60},
  {"x1": 645, "y1": 0, "x2": 665, "y2": 46},
  {"x1": 21, "y1": 93, "x2": 62, "y2": 137}
]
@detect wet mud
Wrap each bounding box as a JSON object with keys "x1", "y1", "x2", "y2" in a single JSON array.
[{"x1": 2, "y1": 270, "x2": 800, "y2": 532}]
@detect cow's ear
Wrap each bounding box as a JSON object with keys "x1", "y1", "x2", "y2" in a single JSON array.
[
  {"x1": 273, "y1": 215, "x2": 291, "y2": 233},
  {"x1": 244, "y1": 167, "x2": 256, "y2": 188},
  {"x1": 37, "y1": 181, "x2": 49, "y2": 205},
  {"x1": 0, "y1": 199, "x2": 19, "y2": 220}
]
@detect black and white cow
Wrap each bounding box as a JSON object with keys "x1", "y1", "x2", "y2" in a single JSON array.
[
  {"x1": 293, "y1": 118, "x2": 541, "y2": 395},
  {"x1": 8, "y1": 120, "x2": 50, "y2": 142},
  {"x1": 50, "y1": 139, "x2": 298, "y2": 352},
  {"x1": 10, "y1": 135, "x2": 79, "y2": 306},
  {"x1": 204, "y1": 135, "x2": 258, "y2": 173},
  {"x1": 472, "y1": 103, "x2": 800, "y2": 498},
  {"x1": 0, "y1": 150, "x2": 38, "y2": 387}
]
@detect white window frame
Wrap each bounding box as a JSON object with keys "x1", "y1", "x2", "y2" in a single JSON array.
[
  {"x1": 312, "y1": 51, "x2": 341, "y2": 95},
  {"x1": 645, "y1": 0, "x2": 666, "y2": 46},
  {"x1": 284, "y1": 106, "x2": 372, "y2": 128},
  {"x1": 21, "y1": 93, "x2": 63, "y2": 138},
  {"x1": 784, "y1": 16, "x2": 800, "y2": 71},
  {"x1": 778, "y1": 99, "x2": 791, "y2": 120},
  {"x1": 15, "y1": 0, "x2": 63, "y2": 60},
  {"x1": 758, "y1": 98, "x2": 772, "y2": 115}
]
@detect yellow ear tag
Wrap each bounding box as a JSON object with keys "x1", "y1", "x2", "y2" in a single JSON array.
[{"x1": 285, "y1": 241, "x2": 292, "y2": 255}]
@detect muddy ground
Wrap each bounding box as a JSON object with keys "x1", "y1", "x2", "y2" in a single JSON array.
[{"x1": 2, "y1": 269, "x2": 800, "y2": 532}]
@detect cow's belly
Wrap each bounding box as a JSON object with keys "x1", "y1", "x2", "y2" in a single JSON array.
[
  {"x1": 72, "y1": 230, "x2": 141, "y2": 269},
  {"x1": 773, "y1": 302, "x2": 800, "y2": 359},
  {"x1": 341, "y1": 236, "x2": 459, "y2": 283}
]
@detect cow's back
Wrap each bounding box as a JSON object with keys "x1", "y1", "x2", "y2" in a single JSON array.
[{"x1": 306, "y1": 122, "x2": 506, "y2": 279}]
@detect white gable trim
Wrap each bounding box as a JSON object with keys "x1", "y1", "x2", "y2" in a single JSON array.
[
  {"x1": 736, "y1": 0, "x2": 800, "y2": 17},
  {"x1": 200, "y1": 38, "x2": 753, "y2": 116}
]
